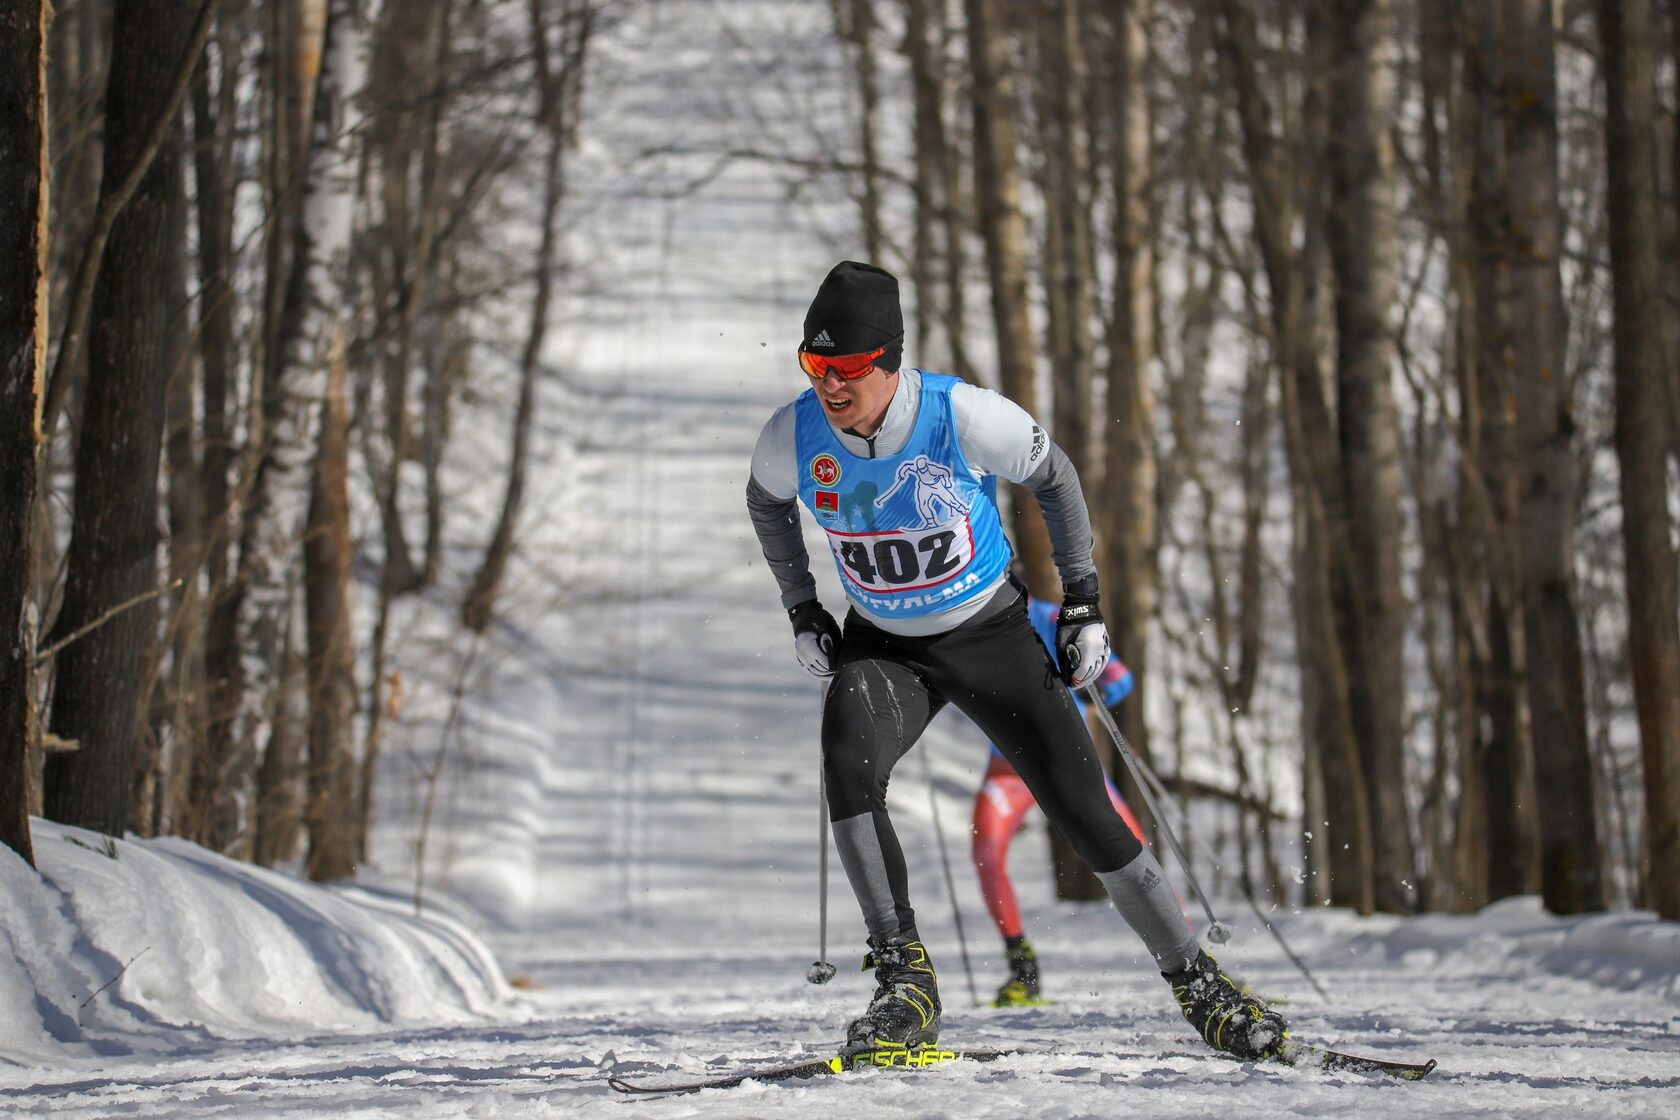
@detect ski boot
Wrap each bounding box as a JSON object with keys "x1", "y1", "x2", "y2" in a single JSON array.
[
  {"x1": 1162, "y1": 949, "x2": 1288, "y2": 1060},
  {"x1": 845, "y1": 936, "x2": 942, "y2": 1059},
  {"x1": 991, "y1": 936, "x2": 1045, "y2": 1007}
]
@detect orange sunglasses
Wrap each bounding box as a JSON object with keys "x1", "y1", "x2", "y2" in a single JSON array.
[{"x1": 798, "y1": 334, "x2": 901, "y2": 380}]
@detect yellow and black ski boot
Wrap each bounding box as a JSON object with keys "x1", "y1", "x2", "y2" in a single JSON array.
[
  {"x1": 845, "y1": 936, "x2": 942, "y2": 1056},
  {"x1": 1163, "y1": 949, "x2": 1288, "y2": 1060},
  {"x1": 992, "y1": 936, "x2": 1045, "y2": 1007}
]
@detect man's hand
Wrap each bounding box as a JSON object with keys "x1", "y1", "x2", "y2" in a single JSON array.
[
  {"x1": 1056, "y1": 579, "x2": 1109, "y2": 689},
  {"x1": 789, "y1": 600, "x2": 841, "y2": 678}
]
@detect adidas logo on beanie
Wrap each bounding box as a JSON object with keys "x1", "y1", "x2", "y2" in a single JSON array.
[{"x1": 801, "y1": 261, "x2": 904, "y2": 371}]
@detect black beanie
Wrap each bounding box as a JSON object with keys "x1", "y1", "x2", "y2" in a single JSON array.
[{"x1": 801, "y1": 261, "x2": 904, "y2": 371}]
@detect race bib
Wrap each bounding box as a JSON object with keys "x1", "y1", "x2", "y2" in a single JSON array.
[{"x1": 826, "y1": 520, "x2": 975, "y2": 593}]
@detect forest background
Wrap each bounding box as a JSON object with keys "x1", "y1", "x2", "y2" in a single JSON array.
[{"x1": 2, "y1": 0, "x2": 1678, "y2": 932}]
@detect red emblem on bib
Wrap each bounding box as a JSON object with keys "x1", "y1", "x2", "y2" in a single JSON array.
[{"x1": 810, "y1": 454, "x2": 841, "y2": 487}]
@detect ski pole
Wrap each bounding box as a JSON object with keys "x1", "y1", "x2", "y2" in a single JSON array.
[
  {"x1": 1084, "y1": 686, "x2": 1232, "y2": 944},
  {"x1": 808, "y1": 679, "x2": 837, "y2": 985},
  {"x1": 918, "y1": 743, "x2": 980, "y2": 1007},
  {"x1": 1102, "y1": 700, "x2": 1331, "y2": 999},
  {"x1": 807, "y1": 762, "x2": 838, "y2": 984}
]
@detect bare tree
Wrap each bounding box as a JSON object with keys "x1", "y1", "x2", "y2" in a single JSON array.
[
  {"x1": 1214, "y1": 0, "x2": 1373, "y2": 911},
  {"x1": 1505, "y1": 0, "x2": 1605, "y2": 913},
  {"x1": 1034, "y1": 0, "x2": 1097, "y2": 482},
  {"x1": 963, "y1": 0, "x2": 1055, "y2": 589},
  {"x1": 834, "y1": 0, "x2": 885, "y2": 263},
  {"x1": 43, "y1": 0, "x2": 201, "y2": 837},
  {"x1": 900, "y1": 0, "x2": 974, "y2": 378},
  {"x1": 213, "y1": 0, "x2": 381, "y2": 855},
  {"x1": 1319, "y1": 0, "x2": 1417, "y2": 912},
  {"x1": 1461, "y1": 0, "x2": 1543, "y2": 903},
  {"x1": 304, "y1": 327, "x2": 359, "y2": 881},
  {"x1": 461, "y1": 0, "x2": 595, "y2": 633},
  {"x1": 1596, "y1": 0, "x2": 1680, "y2": 921},
  {"x1": 1094, "y1": 0, "x2": 1163, "y2": 834},
  {"x1": 0, "y1": 0, "x2": 50, "y2": 867},
  {"x1": 367, "y1": 0, "x2": 455, "y2": 601}
]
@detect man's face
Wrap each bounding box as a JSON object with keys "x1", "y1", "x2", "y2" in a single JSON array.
[{"x1": 810, "y1": 363, "x2": 898, "y2": 436}]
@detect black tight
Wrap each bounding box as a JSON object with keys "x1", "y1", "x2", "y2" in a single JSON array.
[{"x1": 822, "y1": 593, "x2": 1143, "y2": 939}]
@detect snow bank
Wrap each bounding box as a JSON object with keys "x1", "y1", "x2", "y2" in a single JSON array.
[
  {"x1": 1343, "y1": 895, "x2": 1680, "y2": 998},
  {"x1": 0, "y1": 822, "x2": 514, "y2": 1066}
]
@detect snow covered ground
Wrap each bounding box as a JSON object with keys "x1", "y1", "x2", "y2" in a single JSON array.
[{"x1": 4, "y1": 2, "x2": 1678, "y2": 1116}]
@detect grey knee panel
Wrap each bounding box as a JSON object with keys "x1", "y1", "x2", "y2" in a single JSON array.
[
  {"x1": 1097, "y1": 849, "x2": 1200, "y2": 973},
  {"x1": 832, "y1": 812, "x2": 905, "y2": 940}
]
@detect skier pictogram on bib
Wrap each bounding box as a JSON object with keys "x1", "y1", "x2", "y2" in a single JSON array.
[{"x1": 875, "y1": 455, "x2": 970, "y2": 527}]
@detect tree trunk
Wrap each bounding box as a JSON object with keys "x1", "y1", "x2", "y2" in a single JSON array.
[
  {"x1": 43, "y1": 0, "x2": 197, "y2": 838},
  {"x1": 1215, "y1": 0, "x2": 1373, "y2": 911},
  {"x1": 1037, "y1": 1, "x2": 1100, "y2": 908},
  {"x1": 369, "y1": 0, "x2": 453, "y2": 601},
  {"x1": 462, "y1": 0, "x2": 593, "y2": 632},
  {"x1": 1036, "y1": 0, "x2": 1096, "y2": 482},
  {"x1": 304, "y1": 327, "x2": 359, "y2": 881},
  {"x1": 963, "y1": 0, "x2": 1055, "y2": 589},
  {"x1": 907, "y1": 0, "x2": 974, "y2": 381},
  {"x1": 1097, "y1": 0, "x2": 1159, "y2": 811},
  {"x1": 1596, "y1": 0, "x2": 1680, "y2": 921},
  {"x1": 151, "y1": 122, "x2": 199, "y2": 840},
  {"x1": 182, "y1": 15, "x2": 244, "y2": 842},
  {"x1": 1504, "y1": 0, "x2": 1605, "y2": 913},
  {"x1": 1464, "y1": 0, "x2": 1543, "y2": 902},
  {"x1": 835, "y1": 0, "x2": 885, "y2": 263},
  {"x1": 1320, "y1": 0, "x2": 1417, "y2": 912},
  {"x1": 218, "y1": 0, "x2": 379, "y2": 855},
  {"x1": 901, "y1": 0, "x2": 942, "y2": 361},
  {"x1": 252, "y1": 602, "x2": 306, "y2": 867},
  {"x1": 0, "y1": 0, "x2": 50, "y2": 868}
]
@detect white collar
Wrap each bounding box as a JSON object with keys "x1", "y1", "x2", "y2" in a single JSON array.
[{"x1": 832, "y1": 368, "x2": 922, "y2": 459}]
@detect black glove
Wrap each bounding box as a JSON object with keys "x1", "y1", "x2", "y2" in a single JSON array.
[
  {"x1": 788, "y1": 600, "x2": 841, "y2": 679},
  {"x1": 1055, "y1": 576, "x2": 1110, "y2": 689}
]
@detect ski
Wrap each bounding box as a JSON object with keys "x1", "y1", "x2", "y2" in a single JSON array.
[
  {"x1": 1272, "y1": 1040, "x2": 1437, "y2": 1081},
  {"x1": 606, "y1": 1046, "x2": 1017, "y2": 1097},
  {"x1": 606, "y1": 1038, "x2": 1436, "y2": 1097}
]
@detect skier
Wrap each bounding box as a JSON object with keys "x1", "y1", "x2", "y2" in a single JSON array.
[
  {"x1": 972, "y1": 589, "x2": 1143, "y2": 1008},
  {"x1": 745, "y1": 261, "x2": 1286, "y2": 1062}
]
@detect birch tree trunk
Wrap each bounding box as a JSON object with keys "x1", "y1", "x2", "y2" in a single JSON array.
[
  {"x1": 0, "y1": 0, "x2": 49, "y2": 867},
  {"x1": 1320, "y1": 0, "x2": 1417, "y2": 912},
  {"x1": 43, "y1": 0, "x2": 197, "y2": 837},
  {"x1": 217, "y1": 0, "x2": 379, "y2": 854},
  {"x1": 1596, "y1": 0, "x2": 1680, "y2": 922},
  {"x1": 1504, "y1": 0, "x2": 1605, "y2": 913}
]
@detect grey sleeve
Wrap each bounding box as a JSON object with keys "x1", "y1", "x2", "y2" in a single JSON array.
[
  {"x1": 950, "y1": 381, "x2": 1097, "y2": 588},
  {"x1": 1023, "y1": 441, "x2": 1099, "y2": 588},
  {"x1": 746, "y1": 475, "x2": 818, "y2": 610}
]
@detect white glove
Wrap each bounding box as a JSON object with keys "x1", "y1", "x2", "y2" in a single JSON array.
[
  {"x1": 1056, "y1": 592, "x2": 1109, "y2": 689},
  {"x1": 789, "y1": 600, "x2": 840, "y2": 679}
]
